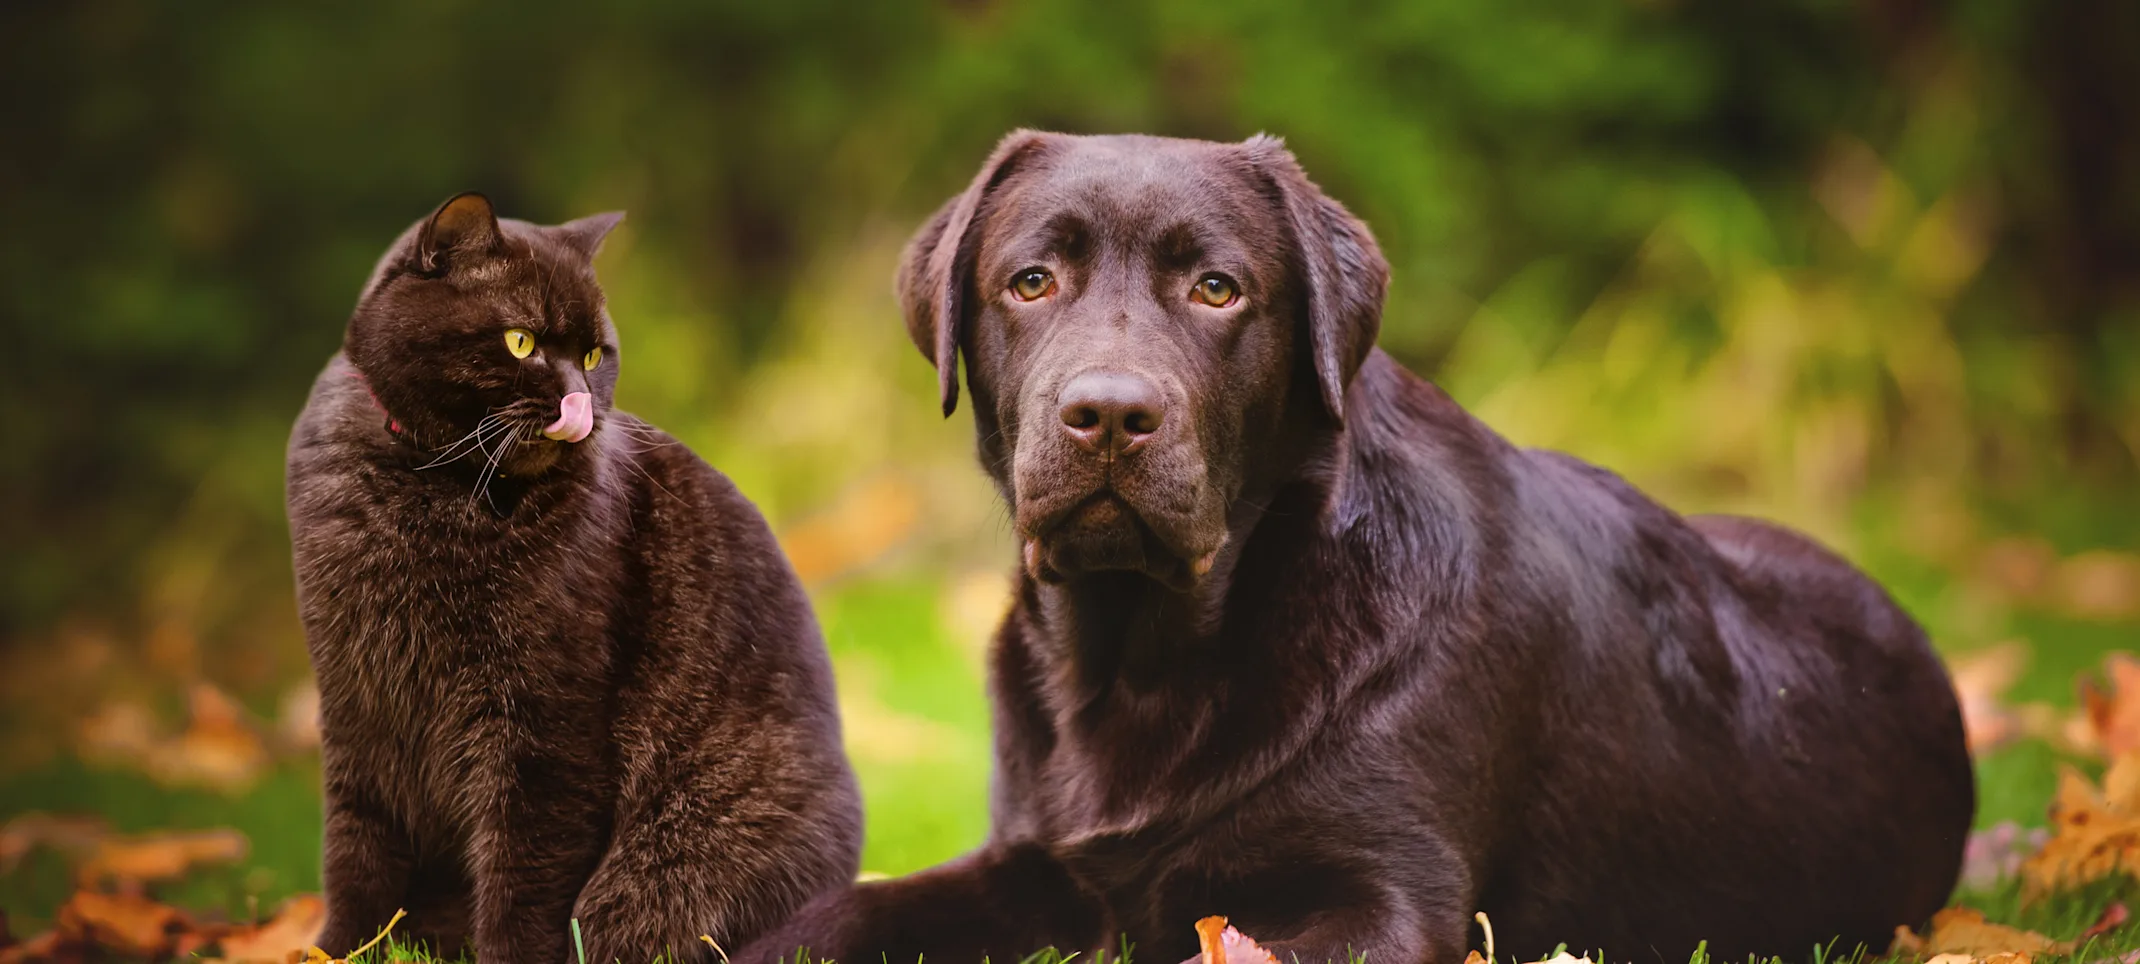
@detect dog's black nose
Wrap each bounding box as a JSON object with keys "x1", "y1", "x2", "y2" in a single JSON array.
[{"x1": 1058, "y1": 371, "x2": 1164, "y2": 455}]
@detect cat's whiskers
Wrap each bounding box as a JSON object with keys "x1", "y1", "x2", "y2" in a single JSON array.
[
  {"x1": 421, "y1": 424, "x2": 511, "y2": 473},
  {"x1": 470, "y1": 419, "x2": 535, "y2": 510},
  {"x1": 610, "y1": 425, "x2": 676, "y2": 452},
  {"x1": 469, "y1": 422, "x2": 516, "y2": 505},
  {"x1": 417, "y1": 412, "x2": 514, "y2": 470}
]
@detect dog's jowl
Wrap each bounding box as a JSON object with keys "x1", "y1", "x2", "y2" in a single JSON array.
[{"x1": 742, "y1": 132, "x2": 1973, "y2": 964}]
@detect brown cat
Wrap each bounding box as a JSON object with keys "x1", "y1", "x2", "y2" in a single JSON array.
[{"x1": 286, "y1": 194, "x2": 861, "y2": 964}]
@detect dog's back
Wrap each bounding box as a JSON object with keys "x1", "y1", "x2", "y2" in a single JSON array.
[{"x1": 1466, "y1": 437, "x2": 1972, "y2": 961}]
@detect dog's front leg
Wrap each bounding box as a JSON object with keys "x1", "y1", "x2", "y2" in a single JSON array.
[{"x1": 737, "y1": 842, "x2": 1104, "y2": 964}]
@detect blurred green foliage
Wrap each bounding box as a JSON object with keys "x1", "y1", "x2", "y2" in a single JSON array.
[{"x1": 2, "y1": 0, "x2": 2138, "y2": 918}]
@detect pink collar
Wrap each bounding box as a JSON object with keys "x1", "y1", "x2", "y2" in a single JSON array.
[{"x1": 346, "y1": 368, "x2": 403, "y2": 436}]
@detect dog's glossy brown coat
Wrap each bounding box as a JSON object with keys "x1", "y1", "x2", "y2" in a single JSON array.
[{"x1": 743, "y1": 132, "x2": 1971, "y2": 964}]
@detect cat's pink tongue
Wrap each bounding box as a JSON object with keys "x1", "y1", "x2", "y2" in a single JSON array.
[{"x1": 544, "y1": 392, "x2": 594, "y2": 443}]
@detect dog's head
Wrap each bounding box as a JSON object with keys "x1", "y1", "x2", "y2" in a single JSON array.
[{"x1": 900, "y1": 131, "x2": 1388, "y2": 590}]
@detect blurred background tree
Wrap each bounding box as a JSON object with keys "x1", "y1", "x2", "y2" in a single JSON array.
[{"x1": 2, "y1": 0, "x2": 2136, "y2": 928}]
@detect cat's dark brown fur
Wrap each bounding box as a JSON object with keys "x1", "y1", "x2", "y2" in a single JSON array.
[{"x1": 286, "y1": 194, "x2": 861, "y2": 964}]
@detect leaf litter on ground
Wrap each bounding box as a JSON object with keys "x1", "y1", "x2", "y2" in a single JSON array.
[{"x1": 0, "y1": 817, "x2": 345, "y2": 964}]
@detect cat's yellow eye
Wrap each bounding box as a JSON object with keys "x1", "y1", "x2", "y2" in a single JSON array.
[
  {"x1": 504, "y1": 328, "x2": 535, "y2": 359},
  {"x1": 1190, "y1": 274, "x2": 1239, "y2": 308},
  {"x1": 582, "y1": 347, "x2": 603, "y2": 371}
]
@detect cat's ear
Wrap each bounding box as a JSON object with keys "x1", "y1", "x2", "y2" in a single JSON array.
[
  {"x1": 416, "y1": 192, "x2": 503, "y2": 273},
  {"x1": 558, "y1": 212, "x2": 625, "y2": 259}
]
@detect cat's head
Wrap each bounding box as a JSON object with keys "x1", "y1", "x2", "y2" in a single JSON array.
[{"x1": 346, "y1": 193, "x2": 624, "y2": 479}]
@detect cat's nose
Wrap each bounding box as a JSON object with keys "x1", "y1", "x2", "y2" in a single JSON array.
[{"x1": 544, "y1": 392, "x2": 594, "y2": 443}]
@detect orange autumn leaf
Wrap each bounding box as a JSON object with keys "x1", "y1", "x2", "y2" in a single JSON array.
[
  {"x1": 0, "y1": 813, "x2": 109, "y2": 875},
  {"x1": 2020, "y1": 753, "x2": 2140, "y2": 900},
  {"x1": 77, "y1": 684, "x2": 272, "y2": 794},
  {"x1": 1891, "y1": 907, "x2": 2071, "y2": 960},
  {"x1": 2083, "y1": 655, "x2": 2140, "y2": 760},
  {"x1": 1919, "y1": 954, "x2": 2032, "y2": 964},
  {"x1": 2054, "y1": 552, "x2": 2140, "y2": 623},
  {"x1": 163, "y1": 684, "x2": 272, "y2": 792},
  {"x1": 0, "y1": 930, "x2": 64, "y2": 964},
  {"x1": 1196, "y1": 916, "x2": 1277, "y2": 964},
  {"x1": 215, "y1": 895, "x2": 327, "y2": 963},
  {"x1": 78, "y1": 828, "x2": 249, "y2": 888},
  {"x1": 1951, "y1": 642, "x2": 2029, "y2": 754},
  {"x1": 54, "y1": 890, "x2": 211, "y2": 959}
]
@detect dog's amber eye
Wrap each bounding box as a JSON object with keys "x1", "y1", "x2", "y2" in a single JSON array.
[
  {"x1": 1009, "y1": 268, "x2": 1056, "y2": 302},
  {"x1": 504, "y1": 328, "x2": 535, "y2": 358},
  {"x1": 1191, "y1": 274, "x2": 1238, "y2": 308},
  {"x1": 582, "y1": 347, "x2": 603, "y2": 371}
]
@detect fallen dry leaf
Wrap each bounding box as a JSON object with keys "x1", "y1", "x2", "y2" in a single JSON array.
[
  {"x1": 0, "y1": 930, "x2": 62, "y2": 964},
  {"x1": 77, "y1": 828, "x2": 248, "y2": 889},
  {"x1": 1952, "y1": 643, "x2": 2030, "y2": 753},
  {"x1": 1919, "y1": 954, "x2": 2028, "y2": 964},
  {"x1": 2083, "y1": 656, "x2": 2140, "y2": 760},
  {"x1": 1971, "y1": 540, "x2": 2140, "y2": 624},
  {"x1": 163, "y1": 684, "x2": 271, "y2": 792},
  {"x1": 2055, "y1": 552, "x2": 2140, "y2": 623},
  {"x1": 1892, "y1": 907, "x2": 2072, "y2": 959},
  {"x1": 2083, "y1": 902, "x2": 2131, "y2": 940},
  {"x1": 1976, "y1": 538, "x2": 2060, "y2": 603},
  {"x1": 1196, "y1": 916, "x2": 1278, "y2": 964},
  {"x1": 76, "y1": 684, "x2": 272, "y2": 793},
  {"x1": 2012, "y1": 700, "x2": 2103, "y2": 758},
  {"x1": 77, "y1": 701, "x2": 159, "y2": 762},
  {"x1": 277, "y1": 683, "x2": 321, "y2": 752},
  {"x1": 53, "y1": 890, "x2": 215, "y2": 959},
  {"x1": 0, "y1": 814, "x2": 109, "y2": 875},
  {"x1": 2020, "y1": 755, "x2": 2140, "y2": 900},
  {"x1": 214, "y1": 895, "x2": 327, "y2": 963}
]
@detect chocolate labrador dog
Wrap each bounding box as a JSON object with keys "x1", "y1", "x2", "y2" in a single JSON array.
[{"x1": 742, "y1": 132, "x2": 1972, "y2": 964}]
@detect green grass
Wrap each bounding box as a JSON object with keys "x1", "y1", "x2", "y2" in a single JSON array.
[
  {"x1": 314, "y1": 898, "x2": 2140, "y2": 964},
  {"x1": 815, "y1": 577, "x2": 993, "y2": 874}
]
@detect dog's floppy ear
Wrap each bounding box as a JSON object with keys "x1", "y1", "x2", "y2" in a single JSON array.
[
  {"x1": 1244, "y1": 135, "x2": 1389, "y2": 425},
  {"x1": 897, "y1": 130, "x2": 1052, "y2": 417}
]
